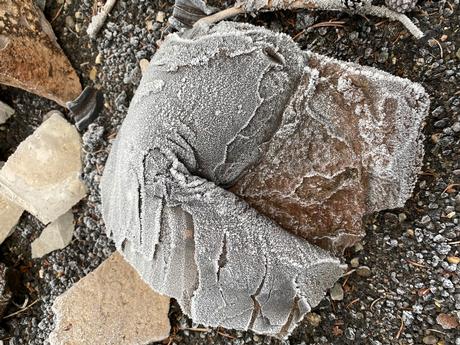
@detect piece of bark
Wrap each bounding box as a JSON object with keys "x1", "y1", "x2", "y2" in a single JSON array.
[
  {"x1": 0, "y1": 111, "x2": 87, "y2": 224},
  {"x1": 230, "y1": 51, "x2": 429, "y2": 253},
  {"x1": 49, "y1": 252, "x2": 171, "y2": 345},
  {"x1": 0, "y1": 0, "x2": 82, "y2": 106}
]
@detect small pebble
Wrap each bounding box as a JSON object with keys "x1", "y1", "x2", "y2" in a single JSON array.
[
  {"x1": 89, "y1": 67, "x2": 97, "y2": 81},
  {"x1": 156, "y1": 11, "x2": 165, "y2": 23},
  {"x1": 330, "y1": 282, "x2": 344, "y2": 301},
  {"x1": 350, "y1": 257, "x2": 359, "y2": 268},
  {"x1": 447, "y1": 256, "x2": 460, "y2": 264},
  {"x1": 306, "y1": 312, "x2": 321, "y2": 327},
  {"x1": 356, "y1": 266, "x2": 372, "y2": 277},
  {"x1": 423, "y1": 335, "x2": 438, "y2": 344}
]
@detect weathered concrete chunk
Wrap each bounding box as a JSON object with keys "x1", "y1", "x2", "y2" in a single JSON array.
[
  {"x1": 0, "y1": 111, "x2": 87, "y2": 224},
  {"x1": 0, "y1": 101, "x2": 14, "y2": 124},
  {"x1": 31, "y1": 211, "x2": 74, "y2": 258},
  {"x1": 49, "y1": 252, "x2": 171, "y2": 345},
  {"x1": 0, "y1": 194, "x2": 23, "y2": 245},
  {"x1": 0, "y1": 0, "x2": 82, "y2": 106}
]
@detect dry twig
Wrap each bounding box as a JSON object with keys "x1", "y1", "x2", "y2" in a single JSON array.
[
  {"x1": 395, "y1": 314, "x2": 404, "y2": 339},
  {"x1": 3, "y1": 299, "x2": 41, "y2": 319},
  {"x1": 87, "y1": 0, "x2": 119, "y2": 39}
]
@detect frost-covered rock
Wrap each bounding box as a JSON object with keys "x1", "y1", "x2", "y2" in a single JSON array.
[
  {"x1": 231, "y1": 50, "x2": 429, "y2": 252},
  {"x1": 101, "y1": 22, "x2": 343, "y2": 338},
  {"x1": 101, "y1": 21, "x2": 428, "y2": 338},
  {"x1": 0, "y1": 111, "x2": 87, "y2": 224}
]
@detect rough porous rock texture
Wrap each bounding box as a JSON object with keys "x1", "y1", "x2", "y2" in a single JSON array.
[
  {"x1": 0, "y1": 111, "x2": 87, "y2": 224},
  {"x1": 0, "y1": 0, "x2": 81, "y2": 106},
  {"x1": 231, "y1": 51, "x2": 429, "y2": 252},
  {"x1": 49, "y1": 251, "x2": 171, "y2": 345},
  {"x1": 101, "y1": 22, "x2": 343, "y2": 338}
]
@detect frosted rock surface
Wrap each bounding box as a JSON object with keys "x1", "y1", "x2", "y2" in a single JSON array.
[
  {"x1": 101, "y1": 22, "x2": 343, "y2": 338},
  {"x1": 0, "y1": 111, "x2": 87, "y2": 224},
  {"x1": 231, "y1": 51, "x2": 429, "y2": 252},
  {"x1": 49, "y1": 252, "x2": 171, "y2": 345},
  {"x1": 31, "y1": 211, "x2": 74, "y2": 258}
]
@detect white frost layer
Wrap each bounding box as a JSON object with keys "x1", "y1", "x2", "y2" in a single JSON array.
[{"x1": 101, "y1": 22, "x2": 344, "y2": 338}]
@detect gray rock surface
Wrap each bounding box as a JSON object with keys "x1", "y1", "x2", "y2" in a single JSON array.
[{"x1": 101, "y1": 22, "x2": 344, "y2": 338}]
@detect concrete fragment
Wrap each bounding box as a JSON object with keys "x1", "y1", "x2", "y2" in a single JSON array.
[
  {"x1": 49, "y1": 252, "x2": 171, "y2": 345},
  {"x1": 0, "y1": 0, "x2": 82, "y2": 106},
  {"x1": 31, "y1": 211, "x2": 74, "y2": 258},
  {"x1": 0, "y1": 101, "x2": 14, "y2": 124},
  {"x1": 0, "y1": 194, "x2": 23, "y2": 245},
  {"x1": 0, "y1": 111, "x2": 87, "y2": 224}
]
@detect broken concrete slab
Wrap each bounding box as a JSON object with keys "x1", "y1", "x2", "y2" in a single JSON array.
[
  {"x1": 0, "y1": 194, "x2": 23, "y2": 245},
  {"x1": 0, "y1": 101, "x2": 14, "y2": 124},
  {"x1": 0, "y1": 0, "x2": 82, "y2": 106},
  {"x1": 0, "y1": 111, "x2": 87, "y2": 224},
  {"x1": 31, "y1": 211, "x2": 74, "y2": 258},
  {"x1": 49, "y1": 252, "x2": 171, "y2": 345}
]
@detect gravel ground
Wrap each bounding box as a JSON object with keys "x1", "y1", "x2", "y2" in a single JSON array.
[{"x1": 0, "y1": 0, "x2": 459, "y2": 344}]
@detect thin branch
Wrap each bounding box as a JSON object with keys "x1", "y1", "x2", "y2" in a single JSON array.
[
  {"x1": 3, "y1": 299, "x2": 41, "y2": 319},
  {"x1": 87, "y1": 0, "x2": 119, "y2": 39},
  {"x1": 395, "y1": 314, "x2": 404, "y2": 339},
  {"x1": 194, "y1": 6, "x2": 245, "y2": 27}
]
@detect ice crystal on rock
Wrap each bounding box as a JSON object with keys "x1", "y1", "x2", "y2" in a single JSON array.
[
  {"x1": 101, "y1": 21, "x2": 428, "y2": 337},
  {"x1": 231, "y1": 50, "x2": 429, "y2": 252}
]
